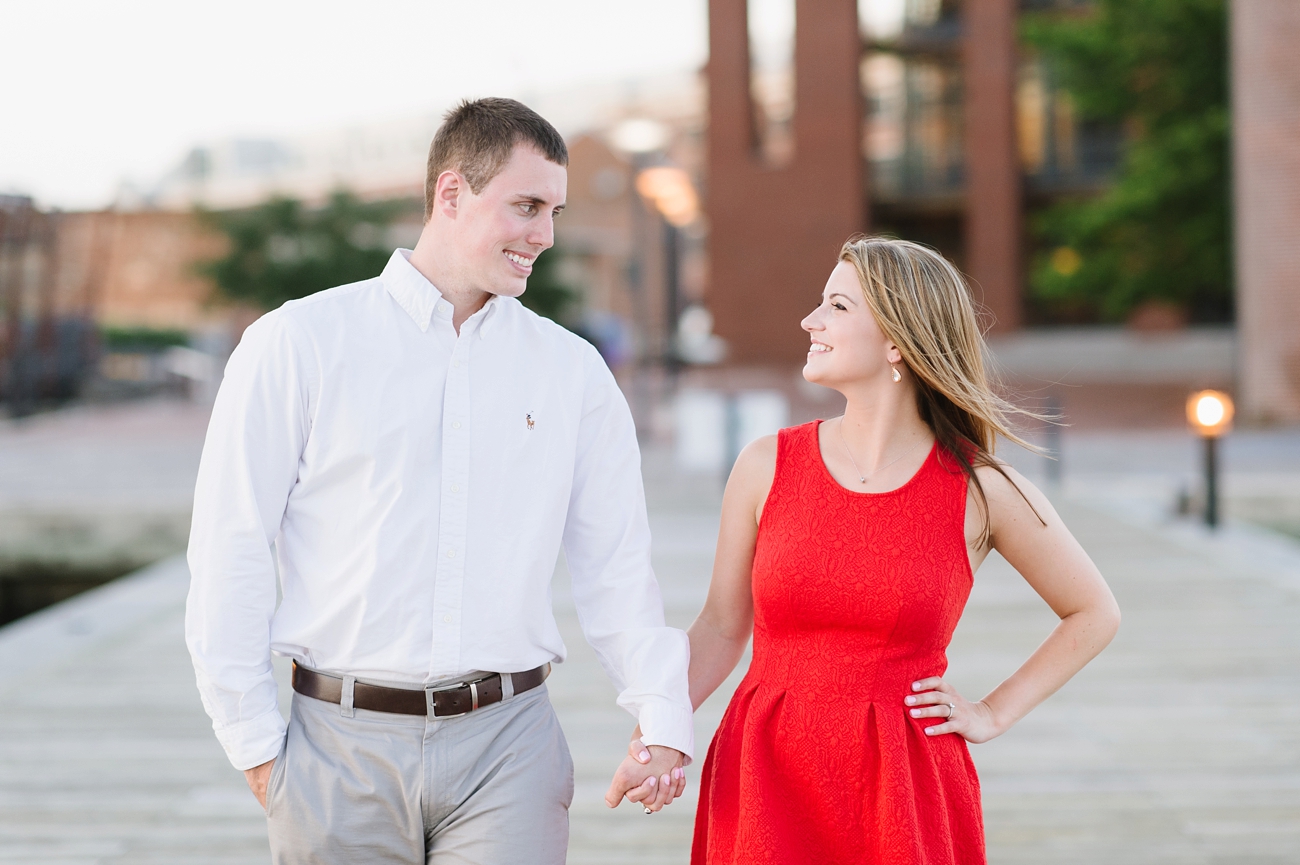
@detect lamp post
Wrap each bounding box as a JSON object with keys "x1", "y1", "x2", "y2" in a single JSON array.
[
  {"x1": 634, "y1": 165, "x2": 700, "y2": 375},
  {"x1": 1185, "y1": 390, "x2": 1234, "y2": 529},
  {"x1": 609, "y1": 119, "x2": 669, "y2": 433}
]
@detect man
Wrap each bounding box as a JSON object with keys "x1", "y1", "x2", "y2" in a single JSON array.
[{"x1": 186, "y1": 98, "x2": 691, "y2": 864}]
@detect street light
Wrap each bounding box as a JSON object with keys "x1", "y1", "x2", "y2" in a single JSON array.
[
  {"x1": 635, "y1": 166, "x2": 700, "y2": 377},
  {"x1": 609, "y1": 118, "x2": 670, "y2": 431},
  {"x1": 1186, "y1": 389, "x2": 1234, "y2": 528}
]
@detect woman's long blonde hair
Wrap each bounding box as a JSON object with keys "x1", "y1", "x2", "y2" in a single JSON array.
[{"x1": 839, "y1": 235, "x2": 1045, "y2": 541}]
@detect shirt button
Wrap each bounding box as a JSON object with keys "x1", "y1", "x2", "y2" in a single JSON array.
[
  {"x1": 438, "y1": 302, "x2": 449, "y2": 314},
  {"x1": 452, "y1": 360, "x2": 460, "y2": 368},
  {"x1": 450, "y1": 484, "x2": 460, "y2": 493},
  {"x1": 451, "y1": 421, "x2": 461, "y2": 429},
  {"x1": 446, "y1": 549, "x2": 456, "y2": 558},
  {"x1": 443, "y1": 614, "x2": 453, "y2": 624}
]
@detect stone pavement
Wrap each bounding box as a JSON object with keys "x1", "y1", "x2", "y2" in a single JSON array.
[{"x1": 1, "y1": 402, "x2": 1299, "y2": 863}]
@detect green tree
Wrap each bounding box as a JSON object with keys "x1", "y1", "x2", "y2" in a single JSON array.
[
  {"x1": 201, "y1": 190, "x2": 580, "y2": 324},
  {"x1": 518, "y1": 244, "x2": 579, "y2": 325},
  {"x1": 1023, "y1": 0, "x2": 1231, "y2": 322},
  {"x1": 200, "y1": 191, "x2": 412, "y2": 310}
]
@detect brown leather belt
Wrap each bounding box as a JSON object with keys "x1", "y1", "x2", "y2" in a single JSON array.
[{"x1": 291, "y1": 661, "x2": 549, "y2": 718}]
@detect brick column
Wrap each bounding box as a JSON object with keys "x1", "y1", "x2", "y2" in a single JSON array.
[
  {"x1": 1233, "y1": 0, "x2": 1300, "y2": 422},
  {"x1": 706, "y1": 0, "x2": 864, "y2": 364},
  {"x1": 963, "y1": 0, "x2": 1021, "y2": 332}
]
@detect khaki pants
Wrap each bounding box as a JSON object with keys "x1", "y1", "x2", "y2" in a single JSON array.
[{"x1": 266, "y1": 680, "x2": 574, "y2": 864}]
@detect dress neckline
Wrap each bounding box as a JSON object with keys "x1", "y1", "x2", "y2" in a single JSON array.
[{"x1": 810, "y1": 418, "x2": 938, "y2": 498}]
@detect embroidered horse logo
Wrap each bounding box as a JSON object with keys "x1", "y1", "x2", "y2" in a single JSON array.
[{"x1": 526, "y1": 413, "x2": 535, "y2": 431}]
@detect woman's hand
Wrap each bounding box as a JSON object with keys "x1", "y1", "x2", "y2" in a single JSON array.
[
  {"x1": 605, "y1": 732, "x2": 686, "y2": 812},
  {"x1": 904, "y1": 677, "x2": 1004, "y2": 744}
]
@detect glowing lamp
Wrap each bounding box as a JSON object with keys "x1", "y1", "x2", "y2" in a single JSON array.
[
  {"x1": 1186, "y1": 390, "x2": 1234, "y2": 438},
  {"x1": 1185, "y1": 389, "x2": 1234, "y2": 529},
  {"x1": 635, "y1": 166, "x2": 700, "y2": 227}
]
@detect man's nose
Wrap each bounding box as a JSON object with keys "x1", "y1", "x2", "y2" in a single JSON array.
[{"x1": 527, "y1": 215, "x2": 555, "y2": 250}]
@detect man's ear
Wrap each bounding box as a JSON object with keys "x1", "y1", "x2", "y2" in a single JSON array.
[{"x1": 433, "y1": 170, "x2": 464, "y2": 219}]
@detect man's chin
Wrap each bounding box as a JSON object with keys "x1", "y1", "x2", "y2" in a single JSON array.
[{"x1": 493, "y1": 278, "x2": 528, "y2": 299}]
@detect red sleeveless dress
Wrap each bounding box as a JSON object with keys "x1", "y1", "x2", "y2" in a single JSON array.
[{"x1": 692, "y1": 421, "x2": 985, "y2": 865}]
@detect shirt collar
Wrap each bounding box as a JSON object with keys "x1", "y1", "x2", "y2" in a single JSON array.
[
  {"x1": 382, "y1": 249, "x2": 443, "y2": 332},
  {"x1": 382, "y1": 248, "x2": 509, "y2": 337}
]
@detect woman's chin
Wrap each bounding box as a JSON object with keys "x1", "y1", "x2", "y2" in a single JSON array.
[{"x1": 802, "y1": 362, "x2": 829, "y2": 386}]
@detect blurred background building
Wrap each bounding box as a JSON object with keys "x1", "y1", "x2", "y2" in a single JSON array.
[{"x1": 1, "y1": 0, "x2": 1296, "y2": 436}]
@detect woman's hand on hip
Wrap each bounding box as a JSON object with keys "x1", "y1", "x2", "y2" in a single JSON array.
[{"x1": 904, "y1": 677, "x2": 1003, "y2": 744}]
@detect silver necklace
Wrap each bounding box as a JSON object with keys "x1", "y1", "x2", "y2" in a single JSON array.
[{"x1": 836, "y1": 419, "x2": 925, "y2": 485}]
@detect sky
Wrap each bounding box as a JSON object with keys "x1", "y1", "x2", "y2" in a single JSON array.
[{"x1": 0, "y1": 0, "x2": 712, "y2": 209}]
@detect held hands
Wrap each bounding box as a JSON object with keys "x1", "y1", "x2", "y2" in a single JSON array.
[
  {"x1": 243, "y1": 758, "x2": 275, "y2": 810},
  {"x1": 604, "y1": 731, "x2": 687, "y2": 813},
  {"x1": 904, "y1": 677, "x2": 1004, "y2": 744}
]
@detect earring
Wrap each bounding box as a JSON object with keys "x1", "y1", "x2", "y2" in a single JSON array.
[{"x1": 891, "y1": 364, "x2": 902, "y2": 383}]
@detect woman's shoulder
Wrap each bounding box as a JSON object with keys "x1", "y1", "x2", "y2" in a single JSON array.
[
  {"x1": 731, "y1": 433, "x2": 779, "y2": 488},
  {"x1": 729, "y1": 421, "x2": 823, "y2": 499},
  {"x1": 969, "y1": 458, "x2": 1056, "y2": 530},
  {"x1": 736, "y1": 421, "x2": 820, "y2": 472}
]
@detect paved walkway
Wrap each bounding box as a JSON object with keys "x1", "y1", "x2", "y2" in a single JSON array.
[{"x1": 1, "y1": 407, "x2": 1299, "y2": 863}]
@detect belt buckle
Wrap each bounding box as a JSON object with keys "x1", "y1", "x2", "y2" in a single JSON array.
[{"x1": 425, "y1": 674, "x2": 493, "y2": 718}]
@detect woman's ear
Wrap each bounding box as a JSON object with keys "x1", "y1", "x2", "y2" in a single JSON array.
[{"x1": 885, "y1": 343, "x2": 904, "y2": 365}]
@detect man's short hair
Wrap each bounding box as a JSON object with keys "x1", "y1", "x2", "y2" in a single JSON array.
[{"x1": 424, "y1": 98, "x2": 569, "y2": 220}]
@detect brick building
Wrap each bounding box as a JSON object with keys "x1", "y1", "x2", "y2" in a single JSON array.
[
  {"x1": 1233, "y1": 0, "x2": 1300, "y2": 423},
  {"x1": 704, "y1": 0, "x2": 1300, "y2": 427},
  {"x1": 705, "y1": 0, "x2": 1116, "y2": 364}
]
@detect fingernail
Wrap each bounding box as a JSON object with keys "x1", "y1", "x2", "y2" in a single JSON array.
[
  {"x1": 905, "y1": 696, "x2": 916, "y2": 705},
  {"x1": 646, "y1": 776, "x2": 657, "y2": 787},
  {"x1": 912, "y1": 682, "x2": 922, "y2": 690},
  {"x1": 639, "y1": 750, "x2": 651, "y2": 762},
  {"x1": 925, "y1": 727, "x2": 937, "y2": 735},
  {"x1": 662, "y1": 774, "x2": 671, "y2": 786},
  {"x1": 910, "y1": 709, "x2": 920, "y2": 717}
]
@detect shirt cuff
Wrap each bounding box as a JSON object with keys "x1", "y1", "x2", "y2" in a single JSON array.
[
  {"x1": 213, "y1": 707, "x2": 287, "y2": 771},
  {"x1": 634, "y1": 699, "x2": 695, "y2": 764}
]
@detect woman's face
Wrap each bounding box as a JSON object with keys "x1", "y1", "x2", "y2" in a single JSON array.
[{"x1": 801, "y1": 261, "x2": 901, "y2": 389}]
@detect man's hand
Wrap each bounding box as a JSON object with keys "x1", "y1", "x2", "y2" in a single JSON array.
[
  {"x1": 604, "y1": 736, "x2": 686, "y2": 813},
  {"x1": 244, "y1": 758, "x2": 275, "y2": 810}
]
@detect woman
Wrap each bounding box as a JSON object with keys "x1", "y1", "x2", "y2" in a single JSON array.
[{"x1": 630, "y1": 237, "x2": 1120, "y2": 863}]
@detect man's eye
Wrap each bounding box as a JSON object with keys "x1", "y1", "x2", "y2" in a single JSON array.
[{"x1": 520, "y1": 203, "x2": 536, "y2": 215}]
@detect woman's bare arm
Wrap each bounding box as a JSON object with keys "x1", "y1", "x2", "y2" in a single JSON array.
[
  {"x1": 685, "y1": 434, "x2": 777, "y2": 710},
  {"x1": 908, "y1": 464, "x2": 1121, "y2": 741}
]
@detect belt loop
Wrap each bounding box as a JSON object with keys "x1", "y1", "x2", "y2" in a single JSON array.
[
  {"x1": 340, "y1": 675, "x2": 356, "y2": 718},
  {"x1": 501, "y1": 671, "x2": 515, "y2": 701}
]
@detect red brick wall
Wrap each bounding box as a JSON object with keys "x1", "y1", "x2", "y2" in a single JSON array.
[
  {"x1": 706, "y1": 0, "x2": 865, "y2": 364},
  {"x1": 1233, "y1": 0, "x2": 1300, "y2": 422},
  {"x1": 964, "y1": 0, "x2": 1022, "y2": 333}
]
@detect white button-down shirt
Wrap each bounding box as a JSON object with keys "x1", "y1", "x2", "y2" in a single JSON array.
[{"x1": 185, "y1": 249, "x2": 692, "y2": 770}]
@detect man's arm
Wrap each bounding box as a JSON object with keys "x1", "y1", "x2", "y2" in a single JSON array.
[
  {"x1": 185, "y1": 311, "x2": 312, "y2": 776},
  {"x1": 561, "y1": 346, "x2": 693, "y2": 808}
]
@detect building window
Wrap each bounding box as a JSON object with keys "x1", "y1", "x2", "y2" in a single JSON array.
[{"x1": 748, "y1": 0, "x2": 796, "y2": 167}]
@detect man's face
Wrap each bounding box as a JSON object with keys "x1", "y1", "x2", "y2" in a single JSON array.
[{"x1": 454, "y1": 144, "x2": 567, "y2": 298}]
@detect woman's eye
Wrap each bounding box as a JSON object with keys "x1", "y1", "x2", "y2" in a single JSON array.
[{"x1": 832, "y1": 302, "x2": 847, "y2": 311}]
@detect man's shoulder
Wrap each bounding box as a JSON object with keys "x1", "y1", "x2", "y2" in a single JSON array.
[
  {"x1": 277, "y1": 276, "x2": 385, "y2": 320},
  {"x1": 246, "y1": 277, "x2": 388, "y2": 345}
]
